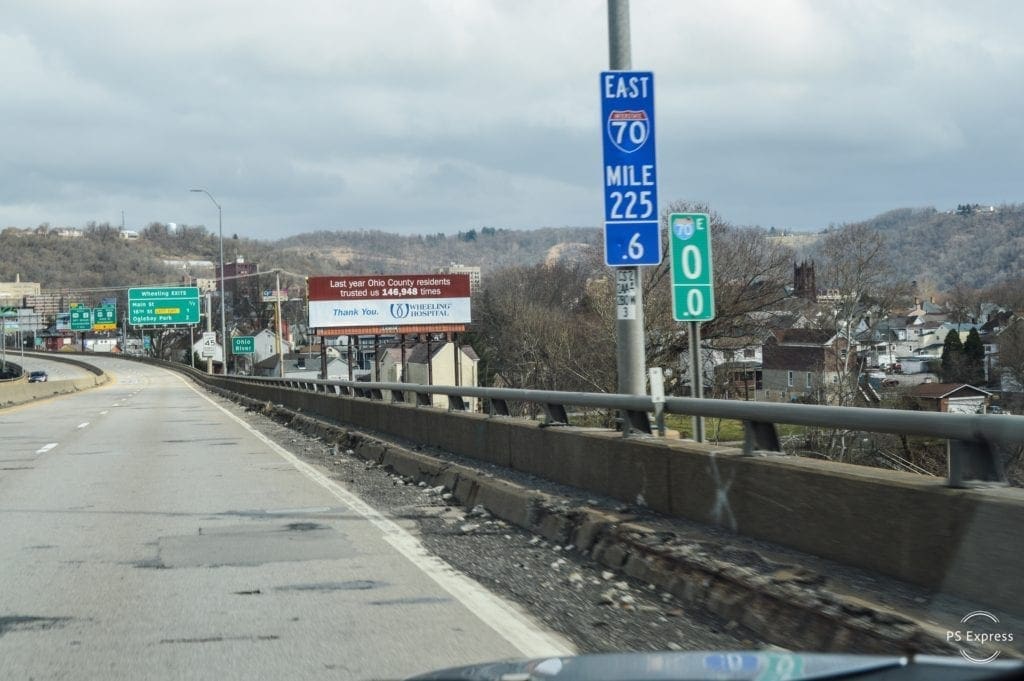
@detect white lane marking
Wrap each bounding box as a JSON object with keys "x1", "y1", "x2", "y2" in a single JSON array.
[
  {"x1": 178, "y1": 376, "x2": 574, "y2": 658},
  {"x1": 36, "y1": 443, "x2": 58, "y2": 454},
  {"x1": 100, "y1": 410, "x2": 109, "y2": 415},
  {"x1": 77, "y1": 422, "x2": 90, "y2": 429}
]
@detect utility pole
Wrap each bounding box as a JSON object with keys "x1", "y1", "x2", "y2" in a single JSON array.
[
  {"x1": 275, "y1": 271, "x2": 285, "y2": 378},
  {"x1": 608, "y1": 0, "x2": 647, "y2": 403}
]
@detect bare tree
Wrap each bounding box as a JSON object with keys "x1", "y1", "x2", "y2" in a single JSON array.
[
  {"x1": 642, "y1": 200, "x2": 794, "y2": 394},
  {"x1": 997, "y1": 317, "x2": 1024, "y2": 393},
  {"x1": 472, "y1": 260, "x2": 615, "y2": 396},
  {"x1": 943, "y1": 279, "x2": 984, "y2": 324},
  {"x1": 815, "y1": 223, "x2": 912, "y2": 405}
]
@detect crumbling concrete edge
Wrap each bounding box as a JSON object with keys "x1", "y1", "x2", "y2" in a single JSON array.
[{"x1": 207, "y1": 384, "x2": 989, "y2": 658}]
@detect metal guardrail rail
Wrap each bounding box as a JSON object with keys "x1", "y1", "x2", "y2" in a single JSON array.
[{"x1": 224, "y1": 373, "x2": 1023, "y2": 488}]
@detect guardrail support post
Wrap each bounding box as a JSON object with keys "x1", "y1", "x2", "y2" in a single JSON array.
[
  {"x1": 448, "y1": 395, "x2": 467, "y2": 411},
  {"x1": 415, "y1": 391, "x2": 431, "y2": 407},
  {"x1": 489, "y1": 398, "x2": 510, "y2": 416},
  {"x1": 542, "y1": 403, "x2": 569, "y2": 426},
  {"x1": 623, "y1": 410, "x2": 652, "y2": 436},
  {"x1": 947, "y1": 439, "x2": 1005, "y2": 488},
  {"x1": 391, "y1": 389, "x2": 406, "y2": 403},
  {"x1": 743, "y1": 420, "x2": 781, "y2": 455}
]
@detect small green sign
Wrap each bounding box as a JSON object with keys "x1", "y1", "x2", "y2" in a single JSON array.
[
  {"x1": 128, "y1": 287, "x2": 200, "y2": 325},
  {"x1": 232, "y1": 336, "x2": 255, "y2": 354},
  {"x1": 93, "y1": 305, "x2": 117, "y2": 330},
  {"x1": 71, "y1": 307, "x2": 93, "y2": 331},
  {"x1": 669, "y1": 212, "x2": 716, "y2": 322}
]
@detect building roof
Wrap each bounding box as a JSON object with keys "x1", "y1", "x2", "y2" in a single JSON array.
[
  {"x1": 773, "y1": 328, "x2": 835, "y2": 345},
  {"x1": 763, "y1": 345, "x2": 828, "y2": 371},
  {"x1": 708, "y1": 335, "x2": 764, "y2": 351},
  {"x1": 909, "y1": 383, "x2": 993, "y2": 399},
  {"x1": 406, "y1": 341, "x2": 479, "y2": 364}
]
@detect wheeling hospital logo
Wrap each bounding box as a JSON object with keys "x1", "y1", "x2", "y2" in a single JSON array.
[
  {"x1": 387, "y1": 301, "x2": 453, "y2": 320},
  {"x1": 947, "y1": 611, "x2": 1014, "y2": 663}
]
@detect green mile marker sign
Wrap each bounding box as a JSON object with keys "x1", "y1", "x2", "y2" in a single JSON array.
[{"x1": 669, "y1": 213, "x2": 715, "y2": 322}]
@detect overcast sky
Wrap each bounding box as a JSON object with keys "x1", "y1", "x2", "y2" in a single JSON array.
[{"x1": 2, "y1": 1, "x2": 1021, "y2": 239}]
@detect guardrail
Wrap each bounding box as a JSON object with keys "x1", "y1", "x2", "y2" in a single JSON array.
[
  {"x1": 0, "y1": 360, "x2": 24, "y2": 382},
  {"x1": 223, "y1": 373, "x2": 1022, "y2": 488}
]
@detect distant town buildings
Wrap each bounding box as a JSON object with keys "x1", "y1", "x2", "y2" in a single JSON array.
[
  {"x1": 217, "y1": 256, "x2": 260, "y2": 305},
  {"x1": 0, "y1": 275, "x2": 42, "y2": 305},
  {"x1": 793, "y1": 261, "x2": 816, "y2": 302},
  {"x1": 437, "y1": 263, "x2": 481, "y2": 293}
]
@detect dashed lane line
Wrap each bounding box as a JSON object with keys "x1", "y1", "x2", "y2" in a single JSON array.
[{"x1": 36, "y1": 443, "x2": 58, "y2": 454}]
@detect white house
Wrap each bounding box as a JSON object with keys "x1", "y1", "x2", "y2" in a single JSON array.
[
  {"x1": 377, "y1": 341, "x2": 480, "y2": 410},
  {"x1": 251, "y1": 328, "x2": 293, "y2": 364}
]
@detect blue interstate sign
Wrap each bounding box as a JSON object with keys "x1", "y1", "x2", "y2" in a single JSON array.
[{"x1": 600, "y1": 70, "x2": 661, "y2": 266}]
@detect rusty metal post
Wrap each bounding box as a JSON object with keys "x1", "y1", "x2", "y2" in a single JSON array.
[
  {"x1": 373, "y1": 334, "x2": 381, "y2": 381},
  {"x1": 320, "y1": 334, "x2": 327, "y2": 379},
  {"x1": 426, "y1": 334, "x2": 433, "y2": 386},
  {"x1": 347, "y1": 335, "x2": 354, "y2": 381}
]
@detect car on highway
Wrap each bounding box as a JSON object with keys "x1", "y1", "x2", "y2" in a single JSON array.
[{"x1": 28, "y1": 370, "x2": 48, "y2": 383}]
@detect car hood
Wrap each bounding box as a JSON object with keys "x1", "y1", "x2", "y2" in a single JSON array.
[{"x1": 407, "y1": 651, "x2": 1023, "y2": 681}]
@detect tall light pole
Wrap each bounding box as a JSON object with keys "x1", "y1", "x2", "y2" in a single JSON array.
[{"x1": 190, "y1": 188, "x2": 229, "y2": 375}]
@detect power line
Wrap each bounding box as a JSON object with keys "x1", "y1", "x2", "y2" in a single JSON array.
[{"x1": 43, "y1": 268, "x2": 305, "y2": 296}]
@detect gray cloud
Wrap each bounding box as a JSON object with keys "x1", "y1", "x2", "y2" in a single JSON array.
[{"x1": 1, "y1": 1, "x2": 1021, "y2": 237}]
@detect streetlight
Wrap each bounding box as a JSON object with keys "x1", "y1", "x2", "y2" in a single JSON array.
[{"x1": 190, "y1": 188, "x2": 228, "y2": 375}]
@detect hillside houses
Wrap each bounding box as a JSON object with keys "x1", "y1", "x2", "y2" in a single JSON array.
[{"x1": 679, "y1": 263, "x2": 1019, "y2": 412}]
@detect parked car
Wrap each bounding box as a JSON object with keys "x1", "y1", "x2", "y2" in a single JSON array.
[{"x1": 28, "y1": 370, "x2": 48, "y2": 383}]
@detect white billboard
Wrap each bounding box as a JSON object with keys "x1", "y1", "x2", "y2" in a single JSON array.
[{"x1": 308, "y1": 298, "x2": 471, "y2": 329}]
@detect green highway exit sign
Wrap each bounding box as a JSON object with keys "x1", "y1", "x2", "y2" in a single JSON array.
[
  {"x1": 232, "y1": 336, "x2": 255, "y2": 354},
  {"x1": 669, "y1": 213, "x2": 716, "y2": 322},
  {"x1": 70, "y1": 307, "x2": 93, "y2": 331},
  {"x1": 128, "y1": 287, "x2": 200, "y2": 325},
  {"x1": 93, "y1": 305, "x2": 117, "y2": 330}
]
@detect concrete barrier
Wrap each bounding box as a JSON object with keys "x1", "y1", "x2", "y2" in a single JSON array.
[
  {"x1": 115, "y1": 359, "x2": 1024, "y2": 613},
  {"x1": 0, "y1": 352, "x2": 109, "y2": 408}
]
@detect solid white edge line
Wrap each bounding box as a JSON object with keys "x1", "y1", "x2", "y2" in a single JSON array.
[{"x1": 175, "y1": 374, "x2": 576, "y2": 659}]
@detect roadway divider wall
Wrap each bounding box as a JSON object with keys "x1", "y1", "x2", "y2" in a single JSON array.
[
  {"x1": 0, "y1": 357, "x2": 108, "y2": 408},
  {"x1": 181, "y1": 367, "x2": 1024, "y2": 613}
]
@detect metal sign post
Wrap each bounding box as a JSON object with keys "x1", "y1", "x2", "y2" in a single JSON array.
[
  {"x1": 688, "y1": 322, "x2": 705, "y2": 442},
  {"x1": 604, "y1": 0, "x2": 658, "y2": 425},
  {"x1": 648, "y1": 366, "x2": 666, "y2": 436}
]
